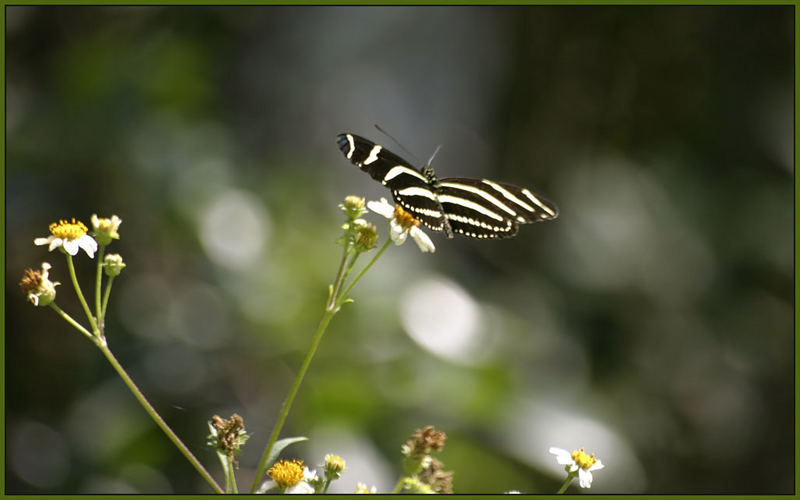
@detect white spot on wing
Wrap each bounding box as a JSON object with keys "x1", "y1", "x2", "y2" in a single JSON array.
[
  {"x1": 345, "y1": 134, "x2": 355, "y2": 160},
  {"x1": 522, "y1": 188, "x2": 557, "y2": 217},
  {"x1": 438, "y1": 181, "x2": 518, "y2": 217},
  {"x1": 384, "y1": 165, "x2": 428, "y2": 183},
  {"x1": 439, "y1": 194, "x2": 505, "y2": 221},
  {"x1": 396, "y1": 186, "x2": 437, "y2": 200},
  {"x1": 482, "y1": 180, "x2": 537, "y2": 213},
  {"x1": 364, "y1": 145, "x2": 382, "y2": 165}
]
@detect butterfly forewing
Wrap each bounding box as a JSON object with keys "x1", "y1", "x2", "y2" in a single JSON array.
[
  {"x1": 336, "y1": 133, "x2": 558, "y2": 240},
  {"x1": 337, "y1": 133, "x2": 448, "y2": 232}
]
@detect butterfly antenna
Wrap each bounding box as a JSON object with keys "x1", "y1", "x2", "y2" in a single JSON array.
[
  {"x1": 374, "y1": 124, "x2": 422, "y2": 164},
  {"x1": 427, "y1": 144, "x2": 442, "y2": 168}
]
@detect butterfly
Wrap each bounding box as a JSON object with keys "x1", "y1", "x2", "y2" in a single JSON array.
[{"x1": 337, "y1": 133, "x2": 558, "y2": 239}]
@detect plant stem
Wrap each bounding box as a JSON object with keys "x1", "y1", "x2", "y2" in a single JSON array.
[
  {"x1": 94, "y1": 244, "x2": 106, "y2": 335},
  {"x1": 249, "y1": 238, "x2": 391, "y2": 493},
  {"x1": 252, "y1": 307, "x2": 338, "y2": 492},
  {"x1": 227, "y1": 455, "x2": 238, "y2": 494},
  {"x1": 556, "y1": 472, "x2": 575, "y2": 494},
  {"x1": 98, "y1": 342, "x2": 223, "y2": 494},
  {"x1": 339, "y1": 238, "x2": 391, "y2": 300},
  {"x1": 49, "y1": 303, "x2": 97, "y2": 343},
  {"x1": 101, "y1": 275, "x2": 115, "y2": 319},
  {"x1": 250, "y1": 249, "x2": 351, "y2": 492},
  {"x1": 65, "y1": 253, "x2": 99, "y2": 335}
]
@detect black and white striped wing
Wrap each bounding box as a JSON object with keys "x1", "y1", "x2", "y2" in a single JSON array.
[
  {"x1": 436, "y1": 178, "x2": 559, "y2": 239},
  {"x1": 336, "y1": 133, "x2": 447, "y2": 232}
]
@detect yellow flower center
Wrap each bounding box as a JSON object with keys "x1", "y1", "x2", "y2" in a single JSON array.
[
  {"x1": 267, "y1": 459, "x2": 305, "y2": 487},
  {"x1": 393, "y1": 205, "x2": 420, "y2": 230},
  {"x1": 571, "y1": 448, "x2": 597, "y2": 470},
  {"x1": 50, "y1": 219, "x2": 88, "y2": 241}
]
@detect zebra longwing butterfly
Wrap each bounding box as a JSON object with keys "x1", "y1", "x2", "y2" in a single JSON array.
[{"x1": 336, "y1": 133, "x2": 559, "y2": 239}]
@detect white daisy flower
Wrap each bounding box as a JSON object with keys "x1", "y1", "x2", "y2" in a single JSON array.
[
  {"x1": 35, "y1": 218, "x2": 98, "y2": 258},
  {"x1": 367, "y1": 198, "x2": 435, "y2": 253},
  {"x1": 549, "y1": 446, "x2": 605, "y2": 489}
]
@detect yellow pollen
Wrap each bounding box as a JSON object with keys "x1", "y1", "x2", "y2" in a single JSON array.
[
  {"x1": 267, "y1": 459, "x2": 305, "y2": 487},
  {"x1": 49, "y1": 219, "x2": 88, "y2": 241},
  {"x1": 393, "y1": 205, "x2": 420, "y2": 230},
  {"x1": 571, "y1": 448, "x2": 597, "y2": 470}
]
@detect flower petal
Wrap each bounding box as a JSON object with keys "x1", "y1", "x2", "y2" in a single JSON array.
[
  {"x1": 578, "y1": 468, "x2": 593, "y2": 488},
  {"x1": 78, "y1": 235, "x2": 98, "y2": 258},
  {"x1": 549, "y1": 447, "x2": 573, "y2": 465},
  {"x1": 62, "y1": 239, "x2": 80, "y2": 255},
  {"x1": 589, "y1": 459, "x2": 605, "y2": 471},
  {"x1": 410, "y1": 226, "x2": 435, "y2": 253},
  {"x1": 390, "y1": 220, "x2": 408, "y2": 245},
  {"x1": 256, "y1": 479, "x2": 278, "y2": 494},
  {"x1": 286, "y1": 482, "x2": 315, "y2": 494},
  {"x1": 367, "y1": 198, "x2": 395, "y2": 219},
  {"x1": 34, "y1": 236, "x2": 53, "y2": 246}
]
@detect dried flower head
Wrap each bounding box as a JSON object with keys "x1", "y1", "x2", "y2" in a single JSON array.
[
  {"x1": 208, "y1": 414, "x2": 249, "y2": 466},
  {"x1": 418, "y1": 456, "x2": 454, "y2": 494},
  {"x1": 20, "y1": 262, "x2": 59, "y2": 306},
  {"x1": 403, "y1": 425, "x2": 447, "y2": 458}
]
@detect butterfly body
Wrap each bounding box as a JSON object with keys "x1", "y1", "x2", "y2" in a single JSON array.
[{"x1": 336, "y1": 133, "x2": 558, "y2": 239}]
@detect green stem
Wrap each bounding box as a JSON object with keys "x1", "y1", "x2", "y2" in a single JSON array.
[
  {"x1": 556, "y1": 472, "x2": 576, "y2": 494},
  {"x1": 65, "y1": 253, "x2": 99, "y2": 336},
  {"x1": 327, "y1": 248, "x2": 352, "y2": 311},
  {"x1": 49, "y1": 303, "x2": 97, "y2": 344},
  {"x1": 101, "y1": 275, "x2": 115, "y2": 320},
  {"x1": 250, "y1": 249, "x2": 351, "y2": 493},
  {"x1": 98, "y1": 342, "x2": 223, "y2": 494},
  {"x1": 339, "y1": 239, "x2": 391, "y2": 300},
  {"x1": 249, "y1": 238, "x2": 392, "y2": 493},
  {"x1": 94, "y1": 244, "x2": 106, "y2": 335},
  {"x1": 226, "y1": 455, "x2": 238, "y2": 494},
  {"x1": 322, "y1": 478, "x2": 332, "y2": 494}
]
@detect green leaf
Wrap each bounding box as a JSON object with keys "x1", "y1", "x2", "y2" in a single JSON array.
[{"x1": 265, "y1": 436, "x2": 308, "y2": 469}]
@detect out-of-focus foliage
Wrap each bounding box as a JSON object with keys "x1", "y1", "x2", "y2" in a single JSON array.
[{"x1": 6, "y1": 6, "x2": 792, "y2": 494}]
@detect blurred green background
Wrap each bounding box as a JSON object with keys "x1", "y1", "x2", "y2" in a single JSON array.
[{"x1": 5, "y1": 5, "x2": 794, "y2": 494}]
